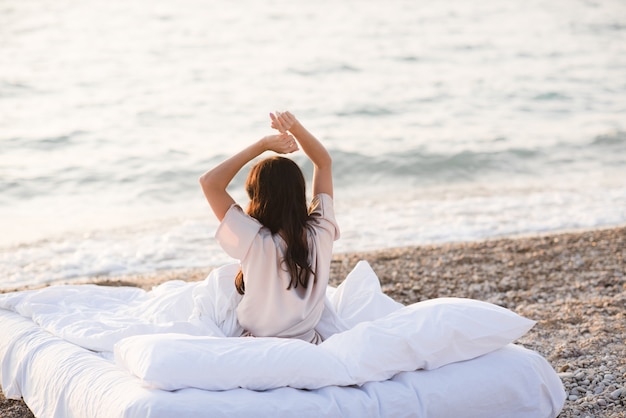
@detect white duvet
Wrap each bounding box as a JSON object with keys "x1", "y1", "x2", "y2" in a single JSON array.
[{"x1": 0, "y1": 261, "x2": 566, "y2": 418}]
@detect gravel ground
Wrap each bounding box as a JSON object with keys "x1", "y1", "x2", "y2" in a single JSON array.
[{"x1": 1, "y1": 226, "x2": 624, "y2": 417}]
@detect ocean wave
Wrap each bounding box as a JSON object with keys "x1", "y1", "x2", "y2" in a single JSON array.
[
  {"x1": 287, "y1": 63, "x2": 360, "y2": 77},
  {"x1": 585, "y1": 22, "x2": 626, "y2": 34},
  {"x1": 2, "y1": 132, "x2": 623, "y2": 202},
  {"x1": 335, "y1": 106, "x2": 396, "y2": 117},
  {"x1": 532, "y1": 92, "x2": 571, "y2": 101},
  {"x1": 3, "y1": 130, "x2": 86, "y2": 151},
  {"x1": 0, "y1": 152, "x2": 227, "y2": 202},
  {"x1": 591, "y1": 131, "x2": 626, "y2": 147},
  {"x1": 331, "y1": 147, "x2": 542, "y2": 185},
  {"x1": 0, "y1": 81, "x2": 35, "y2": 98},
  {"x1": 329, "y1": 131, "x2": 626, "y2": 186}
]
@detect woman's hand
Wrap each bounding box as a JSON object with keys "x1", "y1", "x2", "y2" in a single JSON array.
[
  {"x1": 270, "y1": 111, "x2": 298, "y2": 133},
  {"x1": 262, "y1": 132, "x2": 299, "y2": 154},
  {"x1": 270, "y1": 111, "x2": 333, "y2": 198}
]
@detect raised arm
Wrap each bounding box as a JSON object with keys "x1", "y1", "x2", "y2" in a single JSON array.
[
  {"x1": 270, "y1": 112, "x2": 333, "y2": 198},
  {"x1": 199, "y1": 133, "x2": 298, "y2": 221}
]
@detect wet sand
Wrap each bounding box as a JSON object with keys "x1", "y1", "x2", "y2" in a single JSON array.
[{"x1": 2, "y1": 225, "x2": 625, "y2": 417}]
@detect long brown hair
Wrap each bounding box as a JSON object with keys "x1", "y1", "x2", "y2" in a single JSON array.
[{"x1": 234, "y1": 156, "x2": 315, "y2": 295}]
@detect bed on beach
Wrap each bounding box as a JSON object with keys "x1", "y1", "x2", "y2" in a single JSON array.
[{"x1": 0, "y1": 262, "x2": 565, "y2": 418}]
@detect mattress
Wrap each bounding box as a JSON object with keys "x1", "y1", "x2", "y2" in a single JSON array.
[{"x1": 0, "y1": 261, "x2": 565, "y2": 418}]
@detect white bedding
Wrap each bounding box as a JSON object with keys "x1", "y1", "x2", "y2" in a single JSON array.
[{"x1": 0, "y1": 261, "x2": 566, "y2": 418}]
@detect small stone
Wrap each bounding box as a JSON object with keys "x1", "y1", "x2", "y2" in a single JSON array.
[
  {"x1": 569, "y1": 395, "x2": 579, "y2": 401},
  {"x1": 575, "y1": 372, "x2": 586, "y2": 380},
  {"x1": 597, "y1": 398, "x2": 607, "y2": 407},
  {"x1": 610, "y1": 388, "x2": 623, "y2": 399},
  {"x1": 603, "y1": 373, "x2": 614, "y2": 381}
]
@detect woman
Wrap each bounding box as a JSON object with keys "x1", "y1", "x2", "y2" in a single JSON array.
[{"x1": 199, "y1": 111, "x2": 339, "y2": 344}]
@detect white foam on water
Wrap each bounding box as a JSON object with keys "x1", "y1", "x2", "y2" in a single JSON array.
[{"x1": 2, "y1": 178, "x2": 624, "y2": 291}]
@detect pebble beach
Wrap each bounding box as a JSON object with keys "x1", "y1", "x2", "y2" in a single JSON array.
[{"x1": 1, "y1": 225, "x2": 625, "y2": 418}]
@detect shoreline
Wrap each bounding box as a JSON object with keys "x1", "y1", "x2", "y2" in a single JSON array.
[
  {"x1": 2, "y1": 223, "x2": 624, "y2": 294},
  {"x1": 1, "y1": 225, "x2": 625, "y2": 417}
]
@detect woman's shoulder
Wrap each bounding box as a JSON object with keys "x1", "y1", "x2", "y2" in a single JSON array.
[
  {"x1": 310, "y1": 193, "x2": 334, "y2": 211},
  {"x1": 215, "y1": 204, "x2": 267, "y2": 260},
  {"x1": 308, "y1": 194, "x2": 340, "y2": 239}
]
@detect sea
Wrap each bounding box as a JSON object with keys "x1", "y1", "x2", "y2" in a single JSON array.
[{"x1": 1, "y1": 0, "x2": 625, "y2": 290}]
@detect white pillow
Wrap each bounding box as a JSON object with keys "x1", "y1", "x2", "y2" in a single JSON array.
[
  {"x1": 115, "y1": 333, "x2": 353, "y2": 391},
  {"x1": 321, "y1": 297, "x2": 536, "y2": 383},
  {"x1": 115, "y1": 297, "x2": 535, "y2": 391}
]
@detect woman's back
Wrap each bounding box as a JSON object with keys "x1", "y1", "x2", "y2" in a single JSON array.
[{"x1": 216, "y1": 193, "x2": 339, "y2": 343}]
